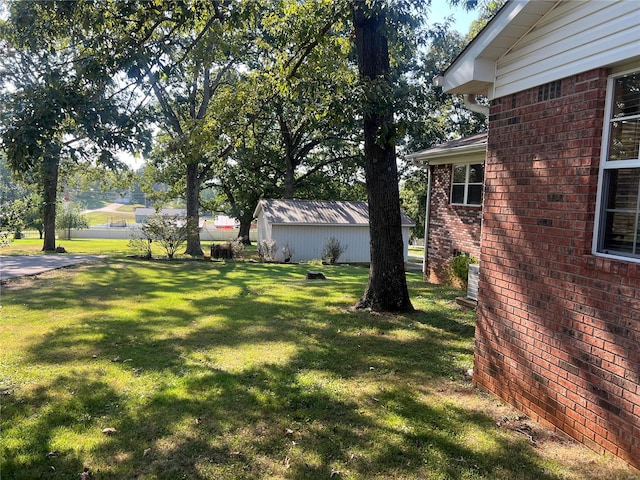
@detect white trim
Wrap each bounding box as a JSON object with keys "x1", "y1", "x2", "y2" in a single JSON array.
[
  {"x1": 429, "y1": 151, "x2": 486, "y2": 166},
  {"x1": 442, "y1": 0, "x2": 640, "y2": 99},
  {"x1": 450, "y1": 163, "x2": 484, "y2": 207},
  {"x1": 592, "y1": 67, "x2": 640, "y2": 263}
]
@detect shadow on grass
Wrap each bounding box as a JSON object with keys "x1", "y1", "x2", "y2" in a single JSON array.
[{"x1": 1, "y1": 259, "x2": 630, "y2": 479}]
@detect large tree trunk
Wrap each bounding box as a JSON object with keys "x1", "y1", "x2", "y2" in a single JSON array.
[
  {"x1": 41, "y1": 155, "x2": 59, "y2": 252},
  {"x1": 283, "y1": 155, "x2": 295, "y2": 199},
  {"x1": 352, "y1": 4, "x2": 413, "y2": 312},
  {"x1": 237, "y1": 213, "x2": 253, "y2": 246},
  {"x1": 184, "y1": 162, "x2": 204, "y2": 256}
]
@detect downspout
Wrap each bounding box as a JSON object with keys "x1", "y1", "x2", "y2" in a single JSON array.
[
  {"x1": 423, "y1": 165, "x2": 432, "y2": 281},
  {"x1": 463, "y1": 94, "x2": 490, "y2": 116}
]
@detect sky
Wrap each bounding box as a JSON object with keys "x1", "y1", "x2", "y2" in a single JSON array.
[{"x1": 430, "y1": 1, "x2": 480, "y2": 35}]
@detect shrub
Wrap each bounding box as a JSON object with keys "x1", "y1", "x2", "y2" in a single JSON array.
[
  {"x1": 322, "y1": 236, "x2": 346, "y2": 264},
  {"x1": 281, "y1": 242, "x2": 295, "y2": 263},
  {"x1": 56, "y1": 204, "x2": 89, "y2": 240},
  {"x1": 448, "y1": 253, "x2": 478, "y2": 288},
  {"x1": 257, "y1": 240, "x2": 277, "y2": 262},
  {"x1": 128, "y1": 228, "x2": 153, "y2": 259},
  {"x1": 139, "y1": 214, "x2": 191, "y2": 259},
  {"x1": 230, "y1": 237, "x2": 245, "y2": 257}
]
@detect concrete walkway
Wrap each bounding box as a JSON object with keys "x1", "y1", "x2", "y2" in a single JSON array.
[{"x1": 0, "y1": 255, "x2": 106, "y2": 281}]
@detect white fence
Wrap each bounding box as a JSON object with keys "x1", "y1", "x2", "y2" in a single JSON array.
[{"x1": 58, "y1": 226, "x2": 257, "y2": 242}]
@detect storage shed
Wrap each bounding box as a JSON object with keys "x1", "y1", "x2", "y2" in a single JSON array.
[{"x1": 253, "y1": 199, "x2": 415, "y2": 263}]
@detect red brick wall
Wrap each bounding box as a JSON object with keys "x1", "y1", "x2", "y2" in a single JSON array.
[
  {"x1": 476, "y1": 67, "x2": 640, "y2": 468},
  {"x1": 425, "y1": 164, "x2": 482, "y2": 284}
]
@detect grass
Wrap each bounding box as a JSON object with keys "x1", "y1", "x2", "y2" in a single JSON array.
[
  {"x1": 83, "y1": 211, "x2": 136, "y2": 226},
  {"x1": 0, "y1": 252, "x2": 637, "y2": 479},
  {"x1": 1, "y1": 238, "x2": 139, "y2": 256},
  {"x1": 1, "y1": 238, "x2": 250, "y2": 259}
]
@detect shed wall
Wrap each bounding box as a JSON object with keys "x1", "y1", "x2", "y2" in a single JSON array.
[
  {"x1": 478, "y1": 68, "x2": 639, "y2": 467},
  {"x1": 272, "y1": 225, "x2": 371, "y2": 263}
]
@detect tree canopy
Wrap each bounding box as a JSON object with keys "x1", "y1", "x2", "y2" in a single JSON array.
[{"x1": 0, "y1": 0, "x2": 151, "y2": 250}]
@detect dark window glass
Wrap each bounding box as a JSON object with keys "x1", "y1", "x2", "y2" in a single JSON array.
[
  {"x1": 612, "y1": 74, "x2": 640, "y2": 118},
  {"x1": 469, "y1": 164, "x2": 484, "y2": 183},
  {"x1": 467, "y1": 185, "x2": 483, "y2": 205},
  {"x1": 451, "y1": 185, "x2": 465, "y2": 204},
  {"x1": 452, "y1": 164, "x2": 466, "y2": 183},
  {"x1": 601, "y1": 168, "x2": 640, "y2": 257},
  {"x1": 609, "y1": 119, "x2": 640, "y2": 161}
]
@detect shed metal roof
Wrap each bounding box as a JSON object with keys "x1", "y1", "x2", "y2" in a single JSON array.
[{"x1": 254, "y1": 199, "x2": 415, "y2": 226}]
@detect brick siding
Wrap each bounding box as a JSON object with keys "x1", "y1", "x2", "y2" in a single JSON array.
[
  {"x1": 425, "y1": 164, "x2": 482, "y2": 283},
  {"x1": 476, "y1": 67, "x2": 640, "y2": 468}
]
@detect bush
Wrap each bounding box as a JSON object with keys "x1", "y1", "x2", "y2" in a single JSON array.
[
  {"x1": 128, "y1": 228, "x2": 153, "y2": 259},
  {"x1": 56, "y1": 204, "x2": 89, "y2": 240},
  {"x1": 281, "y1": 242, "x2": 295, "y2": 263},
  {"x1": 322, "y1": 236, "x2": 346, "y2": 264},
  {"x1": 137, "y1": 214, "x2": 192, "y2": 259},
  {"x1": 257, "y1": 240, "x2": 277, "y2": 262},
  {"x1": 448, "y1": 253, "x2": 478, "y2": 288},
  {"x1": 229, "y1": 237, "x2": 245, "y2": 257}
]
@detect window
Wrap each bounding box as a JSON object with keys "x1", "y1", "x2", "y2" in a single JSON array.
[
  {"x1": 595, "y1": 70, "x2": 640, "y2": 260},
  {"x1": 451, "y1": 163, "x2": 484, "y2": 206}
]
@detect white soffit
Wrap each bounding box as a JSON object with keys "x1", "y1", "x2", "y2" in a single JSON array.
[{"x1": 442, "y1": 0, "x2": 557, "y2": 96}]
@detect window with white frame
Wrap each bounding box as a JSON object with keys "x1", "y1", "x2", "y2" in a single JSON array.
[
  {"x1": 595, "y1": 70, "x2": 640, "y2": 260},
  {"x1": 451, "y1": 163, "x2": 484, "y2": 206}
]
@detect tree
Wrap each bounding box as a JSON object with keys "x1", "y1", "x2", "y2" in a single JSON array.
[
  {"x1": 0, "y1": 157, "x2": 42, "y2": 241},
  {"x1": 56, "y1": 203, "x2": 89, "y2": 240},
  {"x1": 351, "y1": 2, "x2": 413, "y2": 312},
  {"x1": 0, "y1": 1, "x2": 150, "y2": 251},
  {"x1": 247, "y1": 0, "x2": 360, "y2": 200}
]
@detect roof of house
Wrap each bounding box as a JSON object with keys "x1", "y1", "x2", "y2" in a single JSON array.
[
  {"x1": 438, "y1": 0, "x2": 640, "y2": 98},
  {"x1": 437, "y1": 0, "x2": 558, "y2": 96},
  {"x1": 406, "y1": 132, "x2": 487, "y2": 164},
  {"x1": 254, "y1": 199, "x2": 415, "y2": 226}
]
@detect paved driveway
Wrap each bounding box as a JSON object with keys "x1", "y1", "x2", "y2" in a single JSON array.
[{"x1": 0, "y1": 255, "x2": 106, "y2": 281}]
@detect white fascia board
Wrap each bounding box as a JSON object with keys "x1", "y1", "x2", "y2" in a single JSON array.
[
  {"x1": 272, "y1": 221, "x2": 417, "y2": 227},
  {"x1": 442, "y1": 0, "x2": 556, "y2": 96},
  {"x1": 271, "y1": 222, "x2": 366, "y2": 227},
  {"x1": 252, "y1": 202, "x2": 263, "y2": 219}
]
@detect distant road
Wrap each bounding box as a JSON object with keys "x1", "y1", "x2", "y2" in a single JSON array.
[{"x1": 81, "y1": 203, "x2": 125, "y2": 214}]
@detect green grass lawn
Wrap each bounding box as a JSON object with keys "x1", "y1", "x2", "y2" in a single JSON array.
[
  {"x1": 1, "y1": 238, "x2": 140, "y2": 256},
  {"x1": 84, "y1": 211, "x2": 136, "y2": 226},
  {"x1": 0, "y1": 255, "x2": 635, "y2": 479}
]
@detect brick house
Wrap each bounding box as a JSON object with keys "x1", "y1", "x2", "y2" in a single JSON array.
[
  {"x1": 407, "y1": 132, "x2": 487, "y2": 284},
  {"x1": 436, "y1": 0, "x2": 640, "y2": 468}
]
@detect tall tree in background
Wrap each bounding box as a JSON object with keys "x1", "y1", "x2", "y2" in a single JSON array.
[
  {"x1": 399, "y1": 21, "x2": 487, "y2": 239},
  {"x1": 251, "y1": 0, "x2": 359, "y2": 200},
  {"x1": 128, "y1": 2, "x2": 244, "y2": 256}
]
